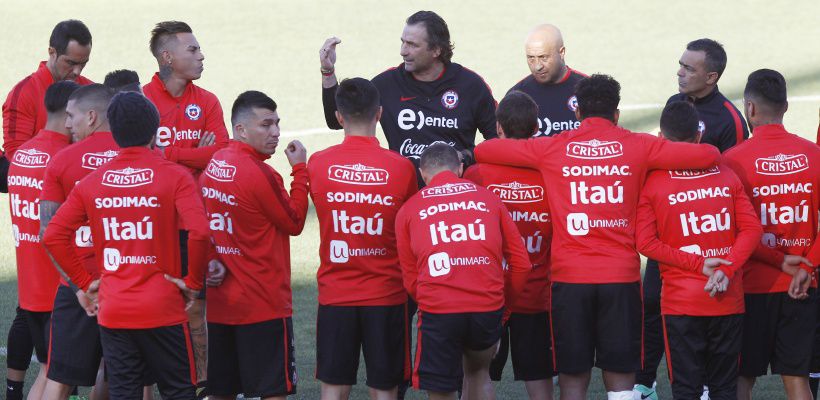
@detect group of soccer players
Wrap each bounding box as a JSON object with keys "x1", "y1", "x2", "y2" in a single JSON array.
[{"x1": 1, "y1": 10, "x2": 819, "y2": 400}]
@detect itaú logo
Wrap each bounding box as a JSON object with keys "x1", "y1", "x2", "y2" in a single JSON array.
[
  {"x1": 102, "y1": 168, "x2": 154, "y2": 188},
  {"x1": 205, "y1": 159, "x2": 236, "y2": 182},
  {"x1": 12, "y1": 149, "x2": 49, "y2": 168},
  {"x1": 397, "y1": 109, "x2": 459, "y2": 131},
  {"x1": 755, "y1": 154, "x2": 809, "y2": 175},
  {"x1": 328, "y1": 164, "x2": 389, "y2": 185},
  {"x1": 566, "y1": 139, "x2": 623, "y2": 159},
  {"x1": 487, "y1": 181, "x2": 544, "y2": 203}
]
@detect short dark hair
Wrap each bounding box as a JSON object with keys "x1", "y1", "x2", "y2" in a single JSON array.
[
  {"x1": 231, "y1": 91, "x2": 278, "y2": 126},
  {"x1": 108, "y1": 92, "x2": 160, "y2": 148},
  {"x1": 660, "y1": 101, "x2": 700, "y2": 142},
  {"x1": 420, "y1": 143, "x2": 460, "y2": 175},
  {"x1": 686, "y1": 38, "x2": 727, "y2": 79},
  {"x1": 335, "y1": 78, "x2": 380, "y2": 124},
  {"x1": 496, "y1": 91, "x2": 538, "y2": 139},
  {"x1": 575, "y1": 74, "x2": 620, "y2": 121},
  {"x1": 103, "y1": 70, "x2": 141, "y2": 93},
  {"x1": 150, "y1": 21, "x2": 193, "y2": 58},
  {"x1": 49, "y1": 20, "x2": 92, "y2": 56},
  {"x1": 744, "y1": 69, "x2": 787, "y2": 109},
  {"x1": 68, "y1": 84, "x2": 114, "y2": 115},
  {"x1": 406, "y1": 11, "x2": 454, "y2": 64},
  {"x1": 44, "y1": 81, "x2": 81, "y2": 114}
]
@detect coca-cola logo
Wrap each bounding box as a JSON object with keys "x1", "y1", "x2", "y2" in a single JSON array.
[
  {"x1": 487, "y1": 181, "x2": 544, "y2": 203},
  {"x1": 102, "y1": 168, "x2": 154, "y2": 188},
  {"x1": 399, "y1": 139, "x2": 456, "y2": 160},
  {"x1": 328, "y1": 164, "x2": 389, "y2": 185},
  {"x1": 82, "y1": 150, "x2": 118, "y2": 170},
  {"x1": 205, "y1": 159, "x2": 236, "y2": 182},
  {"x1": 669, "y1": 165, "x2": 721, "y2": 180},
  {"x1": 755, "y1": 154, "x2": 809, "y2": 176},
  {"x1": 566, "y1": 139, "x2": 623, "y2": 159},
  {"x1": 421, "y1": 182, "x2": 476, "y2": 198},
  {"x1": 12, "y1": 149, "x2": 49, "y2": 168}
]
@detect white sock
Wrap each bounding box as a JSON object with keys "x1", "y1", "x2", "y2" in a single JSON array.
[{"x1": 607, "y1": 390, "x2": 634, "y2": 400}]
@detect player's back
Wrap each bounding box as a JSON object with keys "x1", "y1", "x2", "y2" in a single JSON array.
[
  {"x1": 463, "y1": 163, "x2": 551, "y2": 313},
  {"x1": 639, "y1": 164, "x2": 754, "y2": 316},
  {"x1": 724, "y1": 124, "x2": 820, "y2": 293},
  {"x1": 308, "y1": 135, "x2": 417, "y2": 306},
  {"x1": 397, "y1": 171, "x2": 514, "y2": 314},
  {"x1": 75, "y1": 146, "x2": 196, "y2": 329}
]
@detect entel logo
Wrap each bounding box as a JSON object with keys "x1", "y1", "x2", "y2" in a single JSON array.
[
  {"x1": 487, "y1": 181, "x2": 544, "y2": 203},
  {"x1": 421, "y1": 183, "x2": 477, "y2": 198},
  {"x1": 12, "y1": 149, "x2": 49, "y2": 168},
  {"x1": 566, "y1": 139, "x2": 623, "y2": 159},
  {"x1": 428, "y1": 252, "x2": 451, "y2": 277},
  {"x1": 755, "y1": 154, "x2": 809, "y2": 176},
  {"x1": 102, "y1": 168, "x2": 154, "y2": 188},
  {"x1": 206, "y1": 159, "x2": 237, "y2": 182},
  {"x1": 103, "y1": 248, "x2": 120, "y2": 271},
  {"x1": 566, "y1": 213, "x2": 589, "y2": 236},
  {"x1": 329, "y1": 240, "x2": 349, "y2": 263},
  {"x1": 669, "y1": 165, "x2": 721, "y2": 179},
  {"x1": 397, "y1": 109, "x2": 459, "y2": 131},
  {"x1": 328, "y1": 164, "x2": 389, "y2": 185},
  {"x1": 82, "y1": 150, "x2": 118, "y2": 170}
]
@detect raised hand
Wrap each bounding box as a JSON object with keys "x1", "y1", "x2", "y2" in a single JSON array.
[
  {"x1": 319, "y1": 37, "x2": 342, "y2": 72},
  {"x1": 284, "y1": 140, "x2": 307, "y2": 166}
]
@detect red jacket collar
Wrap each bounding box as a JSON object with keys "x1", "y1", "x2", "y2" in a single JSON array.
[
  {"x1": 427, "y1": 170, "x2": 461, "y2": 186},
  {"x1": 36, "y1": 129, "x2": 70, "y2": 144},
  {"x1": 752, "y1": 124, "x2": 786, "y2": 138},
  {"x1": 342, "y1": 135, "x2": 380, "y2": 146},
  {"x1": 35, "y1": 61, "x2": 54, "y2": 84},
  {"x1": 150, "y1": 73, "x2": 193, "y2": 100},
  {"x1": 230, "y1": 140, "x2": 271, "y2": 161}
]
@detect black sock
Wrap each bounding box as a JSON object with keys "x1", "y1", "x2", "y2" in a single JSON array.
[
  {"x1": 195, "y1": 380, "x2": 208, "y2": 399},
  {"x1": 71, "y1": 386, "x2": 79, "y2": 395},
  {"x1": 6, "y1": 379, "x2": 24, "y2": 400},
  {"x1": 810, "y1": 377, "x2": 818, "y2": 399}
]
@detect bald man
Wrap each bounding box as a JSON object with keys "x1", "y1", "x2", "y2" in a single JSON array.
[{"x1": 508, "y1": 24, "x2": 587, "y2": 137}]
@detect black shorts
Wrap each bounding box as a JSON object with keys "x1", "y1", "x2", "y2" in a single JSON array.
[
  {"x1": 812, "y1": 292, "x2": 820, "y2": 373},
  {"x1": 208, "y1": 318, "x2": 297, "y2": 398},
  {"x1": 6, "y1": 306, "x2": 49, "y2": 369},
  {"x1": 413, "y1": 309, "x2": 503, "y2": 392},
  {"x1": 490, "y1": 311, "x2": 554, "y2": 381},
  {"x1": 663, "y1": 314, "x2": 743, "y2": 400},
  {"x1": 316, "y1": 304, "x2": 410, "y2": 389},
  {"x1": 47, "y1": 284, "x2": 103, "y2": 386},
  {"x1": 550, "y1": 281, "x2": 642, "y2": 374},
  {"x1": 100, "y1": 324, "x2": 196, "y2": 400},
  {"x1": 179, "y1": 230, "x2": 206, "y2": 300},
  {"x1": 740, "y1": 290, "x2": 818, "y2": 377}
]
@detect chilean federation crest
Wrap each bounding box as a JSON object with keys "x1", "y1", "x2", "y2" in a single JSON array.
[
  {"x1": 185, "y1": 104, "x2": 202, "y2": 121},
  {"x1": 441, "y1": 89, "x2": 459, "y2": 110}
]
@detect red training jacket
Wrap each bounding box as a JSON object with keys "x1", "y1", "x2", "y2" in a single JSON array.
[
  {"x1": 8, "y1": 130, "x2": 70, "y2": 311},
  {"x1": 308, "y1": 135, "x2": 417, "y2": 306},
  {"x1": 464, "y1": 163, "x2": 552, "y2": 313},
  {"x1": 636, "y1": 163, "x2": 762, "y2": 316},
  {"x1": 200, "y1": 141, "x2": 309, "y2": 324},
  {"x1": 43, "y1": 147, "x2": 209, "y2": 329},
  {"x1": 41, "y1": 131, "x2": 120, "y2": 281},
  {"x1": 2, "y1": 62, "x2": 92, "y2": 156},
  {"x1": 474, "y1": 117, "x2": 721, "y2": 284},
  {"x1": 724, "y1": 124, "x2": 820, "y2": 293},
  {"x1": 143, "y1": 73, "x2": 229, "y2": 174},
  {"x1": 395, "y1": 171, "x2": 530, "y2": 314}
]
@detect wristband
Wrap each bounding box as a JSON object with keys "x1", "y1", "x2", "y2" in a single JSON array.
[{"x1": 321, "y1": 67, "x2": 335, "y2": 76}]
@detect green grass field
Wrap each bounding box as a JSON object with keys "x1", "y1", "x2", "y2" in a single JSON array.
[{"x1": 1, "y1": 0, "x2": 819, "y2": 398}]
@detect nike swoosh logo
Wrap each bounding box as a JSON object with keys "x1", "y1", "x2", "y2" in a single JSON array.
[
  {"x1": 641, "y1": 392, "x2": 655, "y2": 399},
  {"x1": 400, "y1": 96, "x2": 416, "y2": 102}
]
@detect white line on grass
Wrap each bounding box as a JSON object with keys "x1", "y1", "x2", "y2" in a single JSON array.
[{"x1": 280, "y1": 95, "x2": 820, "y2": 138}]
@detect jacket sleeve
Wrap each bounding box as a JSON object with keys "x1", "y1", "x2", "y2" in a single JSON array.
[
  {"x1": 718, "y1": 178, "x2": 764, "y2": 279},
  {"x1": 253, "y1": 162, "x2": 310, "y2": 235},
  {"x1": 474, "y1": 82, "x2": 498, "y2": 140},
  {"x1": 717, "y1": 102, "x2": 749, "y2": 153},
  {"x1": 2, "y1": 86, "x2": 37, "y2": 157},
  {"x1": 163, "y1": 100, "x2": 229, "y2": 170},
  {"x1": 322, "y1": 84, "x2": 343, "y2": 130},
  {"x1": 395, "y1": 207, "x2": 418, "y2": 300},
  {"x1": 175, "y1": 173, "x2": 210, "y2": 290},
  {"x1": 642, "y1": 134, "x2": 720, "y2": 171},
  {"x1": 634, "y1": 186, "x2": 703, "y2": 272},
  {"x1": 42, "y1": 187, "x2": 94, "y2": 290},
  {"x1": 474, "y1": 137, "x2": 553, "y2": 170},
  {"x1": 498, "y1": 200, "x2": 531, "y2": 309}
]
